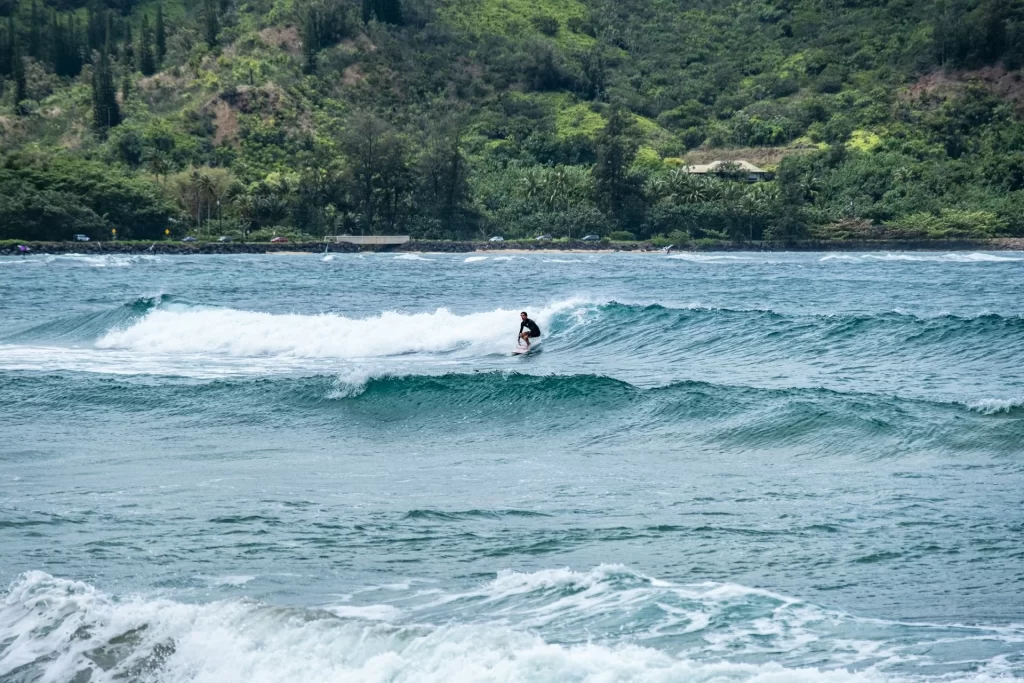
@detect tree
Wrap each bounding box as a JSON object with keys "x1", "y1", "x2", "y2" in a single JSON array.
[
  {"x1": 362, "y1": 0, "x2": 402, "y2": 25},
  {"x1": 203, "y1": 0, "x2": 219, "y2": 48},
  {"x1": 146, "y1": 151, "x2": 170, "y2": 184},
  {"x1": 28, "y1": 1, "x2": 42, "y2": 60},
  {"x1": 12, "y1": 34, "x2": 26, "y2": 113},
  {"x1": 0, "y1": 23, "x2": 9, "y2": 81},
  {"x1": 139, "y1": 15, "x2": 156, "y2": 76},
  {"x1": 51, "y1": 14, "x2": 84, "y2": 78},
  {"x1": 340, "y1": 112, "x2": 406, "y2": 233},
  {"x1": 416, "y1": 114, "x2": 471, "y2": 236},
  {"x1": 593, "y1": 104, "x2": 640, "y2": 222},
  {"x1": 122, "y1": 22, "x2": 134, "y2": 68},
  {"x1": 91, "y1": 48, "x2": 121, "y2": 131},
  {"x1": 577, "y1": 44, "x2": 607, "y2": 101},
  {"x1": 155, "y1": 4, "x2": 166, "y2": 65}
]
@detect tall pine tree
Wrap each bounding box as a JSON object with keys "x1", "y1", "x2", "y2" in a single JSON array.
[
  {"x1": 1, "y1": 16, "x2": 13, "y2": 78},
  {"x1": 203, "y1": 0, "x2": 219, "y2": 48},
  {"x1": 155, "y1": 4, "x2": 166, "y2": 65},
  {"x1": 362, "y1": 0, "x2": 402, "y2": 25},
  {"x1": 12, "y1": 30, "x2": 26, "y2": 112},
  {"x1": 92, "y1": 38, "x2": 121, "y2": 131},
  {"x1": 139, "y1": 15, "x2": 156, "y2": 75},
  {"x1": 28, "y1": 1, "x2": 42, "y2": 60},
  {"x1": 121, "y1": 22, "x2": 134, "y2": 68}
]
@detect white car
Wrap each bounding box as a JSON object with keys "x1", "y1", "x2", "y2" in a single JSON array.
[
  {"x1": 73, "y1": 234, "x2": 90, "y2": 242},
  {"x1": 489, "y1": 236, "x2": 504, "y2": 242}
]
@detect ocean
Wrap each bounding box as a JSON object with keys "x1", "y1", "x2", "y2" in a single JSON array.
[{"x1": 0, "y1": 250, "x2": 1022, "y2": 682}]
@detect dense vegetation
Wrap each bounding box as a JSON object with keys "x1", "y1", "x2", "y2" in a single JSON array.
[{"x1": 1, "y1": 0, "x2": 1023, "y2": 242}]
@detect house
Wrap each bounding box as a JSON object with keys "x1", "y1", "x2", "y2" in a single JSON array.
[{"x1": 684, "y1": 160, "x2": 770, "y2": 182}]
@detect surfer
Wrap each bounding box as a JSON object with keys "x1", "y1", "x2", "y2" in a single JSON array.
[{"x1": 518, "y1": 311, "x2": 541, "y2": 349}]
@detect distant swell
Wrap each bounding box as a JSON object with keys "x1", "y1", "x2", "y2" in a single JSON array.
[{"x1": 2, "y1": 372, "x2": 1020, "y2": 456}]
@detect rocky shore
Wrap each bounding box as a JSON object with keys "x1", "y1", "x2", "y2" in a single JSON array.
[{"x1": 2, "y1": 237, "x2": 1023, "y2": 256}]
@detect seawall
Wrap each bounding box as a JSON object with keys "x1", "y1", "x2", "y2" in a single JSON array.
[{"x1": 2, "y1": 237, "x2": 1022, "y2": 256}]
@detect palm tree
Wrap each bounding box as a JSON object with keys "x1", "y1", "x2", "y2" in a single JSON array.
[
  {"x1": 196, "y1": 173, "x2": 217, "y2": 229},
  {"x1": 232, "y1": 194, "x2": 255, "y2": 241},
  {"x1": 146, "y1": 152, "x2": 170, "y2": 185}
]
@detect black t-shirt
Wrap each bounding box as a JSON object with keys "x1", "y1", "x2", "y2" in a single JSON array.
[{"x1": 520, "y1": 318, "x2": 541, "y2": 337}]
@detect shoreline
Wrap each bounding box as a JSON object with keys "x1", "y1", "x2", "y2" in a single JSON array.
[{"x1": 2, "y1": 238, "x2": 1023, "y2": 256}]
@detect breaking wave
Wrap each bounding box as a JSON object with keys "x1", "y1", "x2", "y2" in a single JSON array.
[{"x1": 2, "y1": 568, "x2": 1020, "y2": 683}]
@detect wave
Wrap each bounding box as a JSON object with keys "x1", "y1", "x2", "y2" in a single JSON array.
[
  {"x1": 2, "y1": 569, "x2": 1020, "y2": 683},
  {"x1": 37, "y1": 253, "x2": 165, "y2": 267},
  {"x1": 2, "y1": 372, "x2": 1019, "y2": 455},
  {"x1": 85, "y1": 299, "x2": 583, "y2": 359},
  {"x1": 966, "y1": 396, "x2": 1024, "y2": 415},
  {"x1": 820, "y1": 252, "x2": 1024, "y2": 263},
  {"x1": 9, "y1": 297, "x2": 1024, "y2": 357},
  {"x1": 3, "y1": 294, "x2": 174, "y2": 344}
]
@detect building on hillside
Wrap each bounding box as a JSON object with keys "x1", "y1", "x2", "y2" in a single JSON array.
[{"x1": 684, "y1": 160, "x2": 770, "y2": 182}]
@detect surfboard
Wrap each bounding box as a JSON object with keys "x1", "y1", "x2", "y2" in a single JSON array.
[{"x1": 512, "y1": 346, "x2": 531, "y2": 355}]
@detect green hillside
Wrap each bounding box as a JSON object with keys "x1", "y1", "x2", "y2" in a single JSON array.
[{"x1": 1, "y1": 0, "x2": 1023, "y2": 242}]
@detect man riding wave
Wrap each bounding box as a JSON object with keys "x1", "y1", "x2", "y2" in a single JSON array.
[{"x1": 518, "y1": 311, "x2": 541, "y2": 350}]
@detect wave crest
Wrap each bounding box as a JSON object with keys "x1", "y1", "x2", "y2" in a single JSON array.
[{"x1": 96, "y1": 300, "x2": 583, "y2": 359}]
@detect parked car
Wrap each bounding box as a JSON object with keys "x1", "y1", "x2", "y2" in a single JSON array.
[
  {"x1": 581, "y1": 234, "x2": 600, "y2": 241},
  {"x1": 535, "y1": 234, "x2": 552, "y2": 241},
  {"x1": 181, "y1": 236, "x2": 197, "y2": 242},
  {"x1": 218, "y1": 236, "x2": 233, "y2": 242},
  {"x1": 489, "y1": 236, "x2": 504, "y2": 242},
  {"x1": 270, "y1": 237, "x2": 289, "y2": 243},
  {"x1": 73, "y1": 234, "x2": 90, "y2": 242}
]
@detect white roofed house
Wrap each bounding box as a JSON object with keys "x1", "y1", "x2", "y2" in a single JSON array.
[{"x1": 684, "y1": 160, "x2": 771, "y2": 182}]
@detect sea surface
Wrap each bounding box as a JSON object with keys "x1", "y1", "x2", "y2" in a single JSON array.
[{"x1": 1, "y1": 250, "x2": 1022, "y2": 682}]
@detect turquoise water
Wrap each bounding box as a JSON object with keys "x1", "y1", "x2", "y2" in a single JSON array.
[{"x1": 0, "y1": 251, "x2": 1022, "y2": 682}]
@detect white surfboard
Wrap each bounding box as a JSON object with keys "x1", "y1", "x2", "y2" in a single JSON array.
[{"x1": 512, "y1": 345, "x2": 530, "y2": 355}]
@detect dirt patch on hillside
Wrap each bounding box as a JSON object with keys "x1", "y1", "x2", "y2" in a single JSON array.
[
  {"x1": 906, "y1": 66, "x2": 1024, "y2": 107},
  {"x1": 682, "y1": 145, "x2": 817, "y2": 169},
  {"x1": 209, "y1": 99, "x2": 239, "y2": 145},
  {"x1": 340, "y1": 35, "x2": 377, "y2": 53},
  {"x1": 60, "y1": 123, "x2": 87, "y2": 150},
  {"x1": 138, "y1": 71, "x2": 188, "y2": 91},
  {"x1": 202, "y1": 84, "x2": 286, "y2": 145},
  {"x1": 342, "y1": 64, "x2": 365, "y2": 85},
  {"x1": 259, "y1": 26, "x2": 301, "y2": 56}
]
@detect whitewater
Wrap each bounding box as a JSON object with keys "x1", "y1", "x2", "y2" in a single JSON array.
[{"x1": 1, "y1": 251, "x2": 1022, "y2": 683}]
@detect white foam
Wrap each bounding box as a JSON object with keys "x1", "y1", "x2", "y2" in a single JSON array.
[
  {"x1": 822, "y1": 252, "x2": 1024, "y2": 263},
  {"x1": 199, "y1": 577, "x2": 256, "y2": 589},
  {"x1": 463, "y1": 256, "x2": 488, "y2": 263},
  {"x1": 393, "y1": 253, "x2": 431, "y2": 261},
  {"x1": 3, "y1": 571, "x2": 1020, "y2": 683},
  {"x1": 94, "y1": 300, "x2": 583, "y2": 359},
  {"x1": 666, "y1": 254, "x2": 756, "y2": 263},
  {"x1": 966, "y1": 397, "x2": 1024, "y2": 414},
  {"x1": 41, "y1": 253, "x2": 164, "y2": 267},
  {"x1": 327, "y1": 604, "x2": 404, "y2": 621}
]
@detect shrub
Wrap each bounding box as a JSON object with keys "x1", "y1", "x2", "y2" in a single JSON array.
[
  {"x1": 531, "y1": 15, "x2": 560, "y2": 36},
  {"x1": 609, "y1": 230, "x2": 636, "y2": 241}
]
